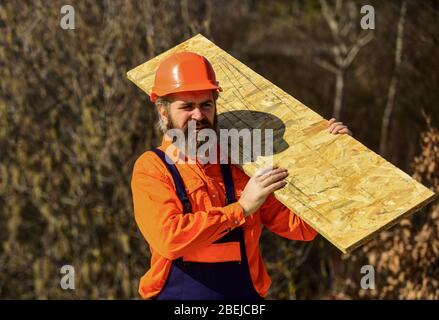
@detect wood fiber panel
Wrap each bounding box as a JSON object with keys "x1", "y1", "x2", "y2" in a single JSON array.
[{"x1": 127, "y1": 34, "x2": 437, "y2": 253}]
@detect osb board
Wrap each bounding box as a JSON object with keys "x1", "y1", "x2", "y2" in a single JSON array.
[{"x1": 127, "y1": 34, "x2": 438, "y2": 254}]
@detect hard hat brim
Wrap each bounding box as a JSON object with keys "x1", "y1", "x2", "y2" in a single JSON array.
[{"x1": 150, "y1": 82, "x2": 222, "y2": 103}]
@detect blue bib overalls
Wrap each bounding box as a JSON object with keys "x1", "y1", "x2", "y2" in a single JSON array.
[{"x1": 151, "y1": 148, "x2": 262, "y2": 300}]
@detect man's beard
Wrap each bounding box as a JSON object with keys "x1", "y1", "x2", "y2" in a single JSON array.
[{"x1": 166, "y1": 112, "x2": 219, "y2": 159}]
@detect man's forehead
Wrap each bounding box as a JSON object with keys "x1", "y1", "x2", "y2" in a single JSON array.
[{"x1": 169, "y1": 90, "x2": 214, "y2": 103}]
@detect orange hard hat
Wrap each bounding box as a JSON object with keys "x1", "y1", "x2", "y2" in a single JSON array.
[{"x1": 150, "y1": 51, "x2": 222, "y2": 103}]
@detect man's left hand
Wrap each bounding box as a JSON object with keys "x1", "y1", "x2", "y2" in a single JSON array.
[{"x1": 328, "y1": 118, "x2": 352, "y2": 136}]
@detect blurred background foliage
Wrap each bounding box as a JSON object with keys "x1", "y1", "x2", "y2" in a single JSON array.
[{"x1": 0, "y1": 0, "x2": 438, "y2": 299}]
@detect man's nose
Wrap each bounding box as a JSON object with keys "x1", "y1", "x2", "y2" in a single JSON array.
[{"x1": 190, "y1": 107, "x2": 205, "y2": 121}]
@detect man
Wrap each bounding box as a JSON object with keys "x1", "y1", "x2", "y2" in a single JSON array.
[{"x1": 131, "y1": 52, "x2": 352, "y2": 300}]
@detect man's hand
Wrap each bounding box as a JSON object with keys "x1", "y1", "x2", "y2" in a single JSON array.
[
  {"x1": 238, "y1": 167, "x2": 288, "y2": 217},
  {"x1": 328, "y1": 118, "x2": 352, "y2": 136}
]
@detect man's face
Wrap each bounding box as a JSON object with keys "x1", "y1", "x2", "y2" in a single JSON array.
[{"x1": 159, "y1": 89, "x2": 218, "y2": 135}]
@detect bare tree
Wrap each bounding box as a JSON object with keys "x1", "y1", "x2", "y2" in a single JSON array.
[
  {"x1": 144, "y1": 0, "x2": 156, "y2": 58},
  {"x1": 379, "y1": 1, "x2": 408, "y2": 156},
  {"x1": 181, "y1": 0, "x2": 213, "y2": 38},
  {"x1": 317, "y1": 0, "x2": 374, "y2": 120}
]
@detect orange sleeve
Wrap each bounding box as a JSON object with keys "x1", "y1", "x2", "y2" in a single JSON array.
[
  {"x1": 131, "y1": 153, "x2": 246, "y2": 260},
  {"x1": 259, "y1": 194, "x2": 318, "y2": 241}
]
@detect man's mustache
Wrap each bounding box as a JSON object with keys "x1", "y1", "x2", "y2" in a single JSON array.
[{"x1": 183, "y1": 120, "x2": 215, "y2": 133}]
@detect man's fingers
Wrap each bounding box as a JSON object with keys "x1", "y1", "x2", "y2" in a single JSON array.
[
  {"x1": 337, "y1": 128, "x2": 351, "y2": 134},
  {"x1": 329, "y1": 122, "x2": 343, "y2": 132},
  {"x1": 330, "y1": 126, "x2": 353, "y2": 136},
  {"x1": 329, "y1": 124, "x2": 347, "y2": 133},
  {"x1": 333, "y1": 124, "x2": 346, "y2": 131},
  {"x1": 261, "y1": 170, "x2": 288, "y2": 187},
  {"x1": 266, "y1": 180, "x2": 288, "y2": 193},
  {"x1": 328, "y1": 119, "x2": 352, "y2": 135},
  {"x1": 259, "y1": 167, "x2": 287, "y2": 179},
  {"x1": 255, "y1": 165, "x2": 279, "y2": 177}
]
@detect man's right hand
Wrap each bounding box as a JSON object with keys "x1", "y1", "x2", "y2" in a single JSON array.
[{"x1": 238, "y1": 167, "x2": 289, "y2": 217}]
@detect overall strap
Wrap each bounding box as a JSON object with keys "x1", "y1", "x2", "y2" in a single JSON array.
[
  {"x1": 151, "y1": 148, "x2": 192, "y2": 214},
  {"x1": 220, "y1": 164, "x2": 236, "y2": 204},
  {"x1": 151, "y1": 149, "x2": 237, "y2": 211}
]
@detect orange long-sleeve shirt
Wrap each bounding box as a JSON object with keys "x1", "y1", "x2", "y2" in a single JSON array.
[{"x1": 131, "y1": 136, "x2": 318, "y2": 299}]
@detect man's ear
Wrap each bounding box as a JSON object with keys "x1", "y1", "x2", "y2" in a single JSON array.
[{"x1": 157, "y1": 105, "x2": 168, "y2": 126}]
